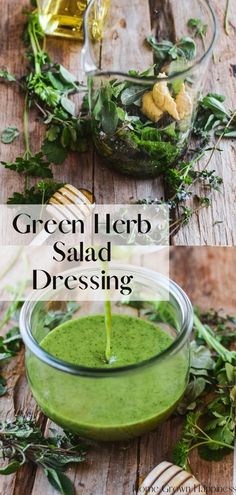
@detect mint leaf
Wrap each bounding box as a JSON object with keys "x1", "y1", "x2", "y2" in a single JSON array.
[{"x1": 46, "y1": 469, "x2": 74, "y2": 495}]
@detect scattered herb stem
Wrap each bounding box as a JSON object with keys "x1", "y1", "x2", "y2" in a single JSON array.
[{"x1": 224, "y1": 0, "x2": 231, "y2": 35}]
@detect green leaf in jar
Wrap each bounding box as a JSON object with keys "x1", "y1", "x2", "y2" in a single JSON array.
[
  {"x1": 120, "y1": 86, "x2": 147, "y2": 106},
  {"x1": 60, "y1": 96, "x2": 75, "y2": 116},
  {"x1": 101, "y1": 100, "x2": 118, "y2": 135},
  {"x1": 177, "y1": 37, "x2": 197, "y2": 60}
]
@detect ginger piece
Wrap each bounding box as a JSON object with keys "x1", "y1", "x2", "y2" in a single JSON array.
[
  {"x1": 176, "y1": 83, "x2": 193, "y2": 120},
  {"x1": 141, "y1": 91, "x2": 164, "y2": 122},
  {"x1": 152, "y1": 73, "x2": 180, "y2": 121}
]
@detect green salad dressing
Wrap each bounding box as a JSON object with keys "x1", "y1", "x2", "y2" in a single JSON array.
[{"x1": 27, "y1": 313, "x2": 189, "y2": 440}]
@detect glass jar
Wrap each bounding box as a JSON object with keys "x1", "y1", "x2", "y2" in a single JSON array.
[
  {"x1": 82, "y1": 0, "x2": 217, "y2": 178},
  {"x1": 20, "y1": 265, "x2": 193, "y2": 441}
]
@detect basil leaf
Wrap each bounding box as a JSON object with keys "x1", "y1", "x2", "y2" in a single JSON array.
[
  {"x1": 120, "y1": 86, "x2": 147, "y2": 106},
  {"x1": 101, "y1": 100, "x2": 118, "y2": 135}
]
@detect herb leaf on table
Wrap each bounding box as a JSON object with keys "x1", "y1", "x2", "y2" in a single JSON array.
[
  {"x1": 0, "y1": 416, "x2": 86, "y2": 495},
  {"x1": 1, "y1": 127, "x2": 20, "y2": 144},
  {"x1": 187, "y1": 18, "x2": 208, "y2": 46},
  {"x1": 7, "y1": 180, "x2": 65, "y2": 204},
  {"x1": 0, "y1": 70, "x2": 16, "y2": 82}
]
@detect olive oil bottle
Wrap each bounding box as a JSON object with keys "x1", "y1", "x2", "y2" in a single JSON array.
[{"x1": 38, "y1": 0, "x2": 110, "y2": 41}]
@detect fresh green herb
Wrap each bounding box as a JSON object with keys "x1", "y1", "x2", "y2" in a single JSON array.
[
  {"x1": 1, "y1": 126, "x2": 20, "y2": 144},
  {"x1": 138, "y1": 93, "x2": 235, "y2": 236},
  {"x1": 0, "y1": 70, "x2": 16, "y2": 82},
  {"x1": 2, "y1": 153, "x2": 52, "y2": 178},
  {"x1": 146, "y1": 35, "x2": 196, "y2": 71},
  {"x1": 7, "y1": 180, "x2": 65, "y2": 205},
  {"x1": 0, "y1": 328, "x2": 22, "y2": 396},
  {"x1": 173, "y1": 409, "x2": 234, "y2": 471},
  {"x1": 195, "y1": 93, "x2": 236, "y2": 139},
  {"x1": 0, "y1": 416, "x2": 86, "y2": 495},
  {"x1": 0, "y1": 9, "x2": 88, "y2": 203},
  {"x1": 187, "y1": 18, "x2": 208, "y2": 46},
  {"x1": 43, "y1": 302, "x2": 80, "y2": 330}
]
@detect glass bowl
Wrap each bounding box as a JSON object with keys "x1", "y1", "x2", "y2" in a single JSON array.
[
  {"x1": 20, "y1": 265, "x2": 193, "y2": 441},
  {"x1": 82, "y1": 0, "x2": 217, "y2": 178}
]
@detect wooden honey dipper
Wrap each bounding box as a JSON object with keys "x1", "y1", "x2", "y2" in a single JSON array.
[
  {"x1": 30, "y1": 184, "x2": 95, "y2": 246},
  {"x1": 137, "y1": 461, "x2": 206, "y2": 495}
]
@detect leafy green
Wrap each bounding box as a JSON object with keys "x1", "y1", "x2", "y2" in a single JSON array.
[
  {"x1": 1, "y1": 153, "x2": 52, "y2": 178},
  {"x1": 7, "y1": 180, "x2": 65, "y2": 204},
  {"x1": 173, "y1": 409, "x2": 234, "y2": 471},
  {"x1": 43, "y1": 302, "x2": 80, "y2": 330},
  {"x1": 0, "y1": 70, "x2": 16, "y2": 82},
  {"x1": 1, "y1": 126, "x2": 20, "y2": 144},
  {"x1": 0, "y1": 328, "x2": 22, "y2": 396},
  {"x1": 0, "y1": 416, "x2": 86, "y2": 495},
  {"x1": 146, "y1": 35, "x2": 196, "y2": 69},
  {"x1": 188, "y1": 18, "x2": 208, "y2": 44},
  {"x1": 41, "y1": 141, "x2": 68, "y2": 165},
  {"x1": 194, "y1": 93, "x2": 235, "y2": 141},
  {"x1": 1, "y1": 9, "x2": 88, "y2": 203},
  {"x1": 120, "y1": 86, "x2": 147, "y2": 106}
]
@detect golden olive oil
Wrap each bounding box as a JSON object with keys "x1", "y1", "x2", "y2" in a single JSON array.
[
  {"x1": 38, "y1": 0, "x2": 110, "y2": 41},
  {"x1": 38, "y1": 0, "x2": 87, "y2": 40}
]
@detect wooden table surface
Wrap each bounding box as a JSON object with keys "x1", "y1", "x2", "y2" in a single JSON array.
[
  {"x1": 0, "y1": 246, "x2": 235, "y2": 494},
  {"x1": 0, "y1": 0, "x2": 235, "y2": 245}
]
